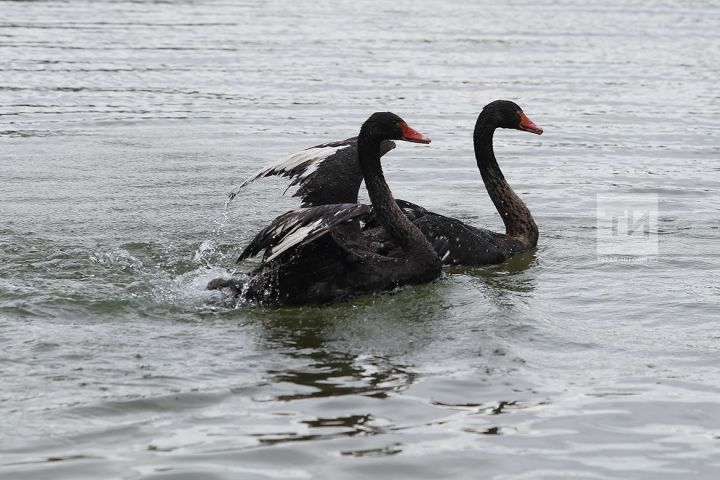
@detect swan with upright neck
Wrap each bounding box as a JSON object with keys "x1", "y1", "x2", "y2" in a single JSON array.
[
  {"x1": 229, "y1": 100, "x2": 543, "y2": 265},
  {"x1": 208, "y1": 112, "x2": 442, "y2": 306}
]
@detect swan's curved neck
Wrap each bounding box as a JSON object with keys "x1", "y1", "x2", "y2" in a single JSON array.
[
  {"x1": 357, "y1": 137, "x2": 436, "y2": 257},
  {"x1": 473, "y1": 114, "x2": 538, "y2": 247}
]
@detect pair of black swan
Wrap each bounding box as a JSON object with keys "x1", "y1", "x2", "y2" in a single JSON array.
[{"x1": 209, "y1": 100, "x2": 543, "y2": 305}]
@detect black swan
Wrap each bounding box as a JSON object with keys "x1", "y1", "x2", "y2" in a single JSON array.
[
  {"x1": 208, "y1": 112, "x2": 444, "y2": 306},
  {"x1": 229, "y1": 100, "x2": 543, "y2": 265}
]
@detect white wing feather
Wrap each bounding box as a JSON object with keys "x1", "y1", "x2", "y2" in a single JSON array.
[{"x1": 228, "y1": 145, "x2": 347, "y2": 203}]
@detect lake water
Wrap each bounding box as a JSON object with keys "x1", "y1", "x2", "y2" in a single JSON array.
[{"x1": 2, "y1": 0, "x2": 720, "y2": 478}]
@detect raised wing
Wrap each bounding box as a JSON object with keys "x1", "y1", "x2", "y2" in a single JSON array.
[
  {"x1": 228, "y1": 138, "x2": 395, "y2": 207},
  {"x1": 238, "y1": 203, "x2": 371, "y2": 263}
]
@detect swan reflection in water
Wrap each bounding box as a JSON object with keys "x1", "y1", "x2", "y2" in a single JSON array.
[{"x1": 228, "y1": 266, "x2": 541, "y2": 451}]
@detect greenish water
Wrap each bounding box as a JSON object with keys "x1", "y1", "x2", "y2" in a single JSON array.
[{"x1": 2, "y1": 0, "x2": 720, "y2": 478}]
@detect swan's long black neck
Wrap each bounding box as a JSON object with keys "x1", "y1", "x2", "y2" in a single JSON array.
[
  {"x1": 473, "y1": 112, "x2": 538, "y2": 247},
  {"x1": 357, "y1": 137, "x2": 436, "y2": 257}
]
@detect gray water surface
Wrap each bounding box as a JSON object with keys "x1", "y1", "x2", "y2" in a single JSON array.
[{"x1": 2, "y1": 1, "x2": 720, "y2": 478}]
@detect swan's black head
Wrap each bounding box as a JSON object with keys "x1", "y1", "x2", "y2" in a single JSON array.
[
  {"x1": 483, "y1": 100, "x2": 543, "y2": 135},
  {"x1": 361, "y1": 112, "x2": 431, "y2": 144}
]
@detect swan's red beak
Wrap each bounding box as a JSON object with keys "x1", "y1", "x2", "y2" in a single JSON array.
[
  {"x1": 399, "y1": 122, "x2": 431, "y2": 144},
  {"x1": 518, "y1": 111, "x2": 543, "y2": 135}
]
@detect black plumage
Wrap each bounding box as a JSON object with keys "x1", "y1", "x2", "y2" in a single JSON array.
[{"x1": 209, "y1": 113, "x2": 441, "y2": 306}]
